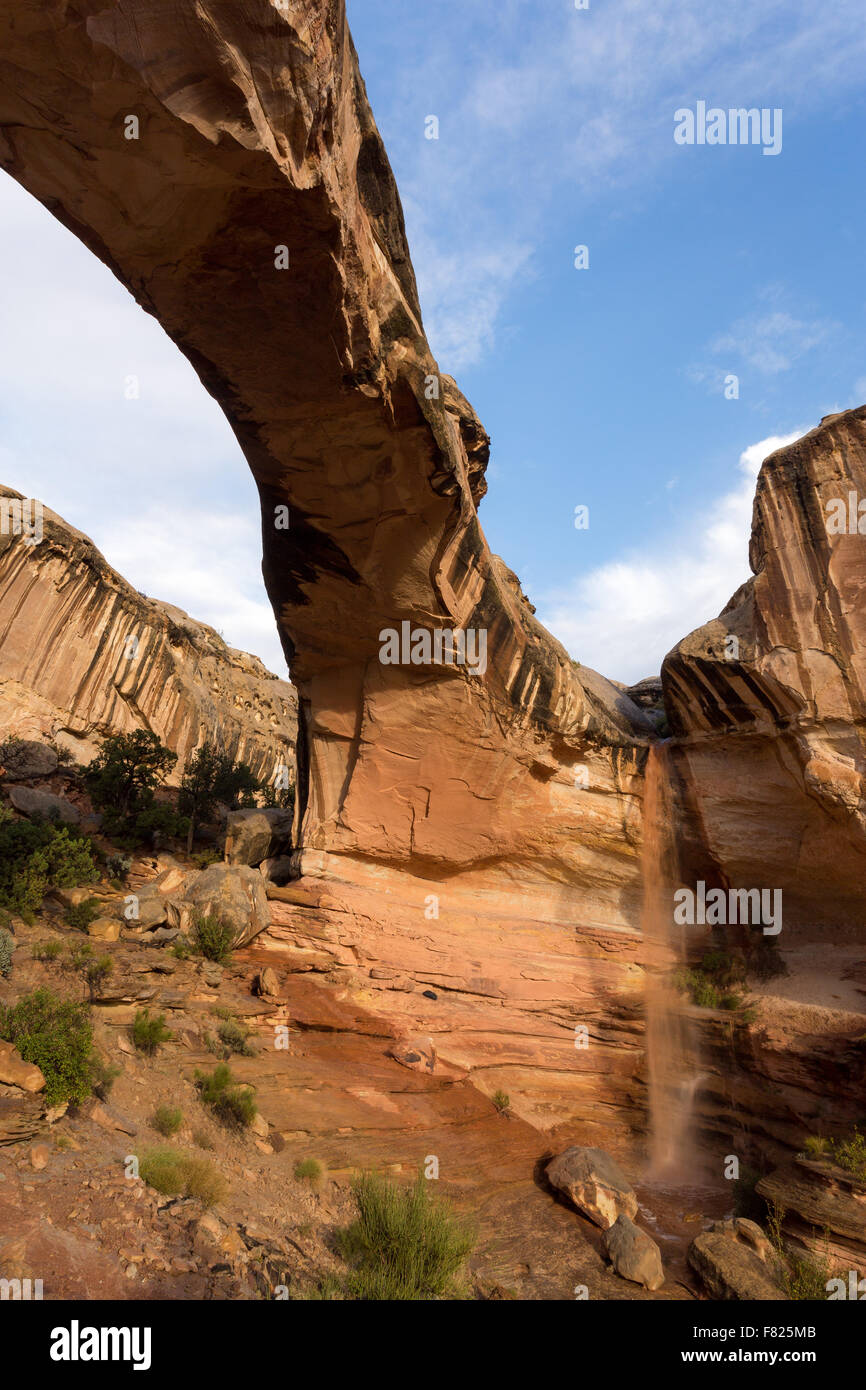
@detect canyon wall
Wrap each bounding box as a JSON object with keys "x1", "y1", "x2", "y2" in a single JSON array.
[
  {"x1": 663, "y1": 410, "x2": 866, "y2": 942},
  {"x1": 0, "y1": 488, "x2": 297, "y2": 783}
]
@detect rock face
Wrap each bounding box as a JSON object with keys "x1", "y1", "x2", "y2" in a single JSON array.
[
  {"x1": 0, "y1": 488, "x2": 297, "y2": 786},
  {"x1": 757, "y1": 1158, "x2": 866, "y2": 1273},
  {"x1": 663, "y1": 412, "x2": 866, "y2": 941},
  {"x1": 546, "y1": 1147, "x2": 639, "y2": 1228}
]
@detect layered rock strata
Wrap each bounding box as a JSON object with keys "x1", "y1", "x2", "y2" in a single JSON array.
[{"x1": 0, "y1": 488, "x2": 296, "y2": 782}]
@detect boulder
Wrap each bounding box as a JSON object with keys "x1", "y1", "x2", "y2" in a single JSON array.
[
  {"x1": 603, "y1": 1214, "x2": 664, "y2": 1290},
  {"x1": 688, "y1": 1230, "x2": 785, "y2": 1300},
  {"x1": 86, "y1": 917, "x2": 121, "y2": 942},
  {"x1": 224, "y1": 808, "x2": 293, "y2": 867},
  {"x1": 30, "y1": 1142, "x2": 51, "y2": 1170},
  {"x1": 546, "y1": 1146, "x2": 638, "y2": 1228},
  {"x1": 0, "y1": 739, "x2": 57, "y2": 779},
  {"x1": 176, "y1": 864, "x2": 271, "y2": 948},
  {"x1": 0, "y1": 1041, "x2": 46, "y2": 1093},
  {"x1": 9, "y1": 785, "x2": 79, "y2": 824},
  {"x1": 126, "y1": 893, "x2": 168, "y2": 930},
  {"x1": 259, "y1": 855, "x2": 294, "y2": 885},
  {"x1": 253, "y1": 967, "x2": 280, "y2": 998}
]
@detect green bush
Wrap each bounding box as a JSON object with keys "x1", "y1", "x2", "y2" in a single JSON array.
[
  {"x1": 831, "y1": 1129, "x2": 866, "y2": 1180},
  {"x1": 0, "y1": 928, "x2": 13, "y2": 977},
  {"x1": 767, "y1": 1203, "x2": 834, "y2": 1299},
  {"x1": 85, "y1": 956, "x2": 113, "y2": 998},
  {"x1": 195, "y1": 1061, "x2": 257, "y2": 1129},
  {"x1": 337, "y1": 1171, "x2": 475, "y2": 1300},
  {"x1": 491, "y1": 1090, "x2": 510, "y2": 1114},
  {"x1": 132, "y1": 1008, "x2": 172, "y2": 1056},
  {"x1": 92, "y1": 1057, "x2": 121, "y2": 1101},
  {"x1": 105, "y1": 853, "x2": 132, "y2": 881},
  {"x1": 191, "y1": 913, "x2": 235, "y2": 964},
  {"x1": 152, "y1": 1105, "x2": 183, "y2": 1137},
  {"x1": 204, "y1": 1014, "x2": 254, "y2": 1058},
  {"x1": 0, "y1": 988, "x2": 95, "y2": 1106},
  {"x1": 0, "y1": 807, "x2": 97, "y2": 914},
  {"x1": 32, "y1": 939, "x2": 63, "y2": 963},
  {"x1": 804, "y1": 1135, "x2": 830, "y2": 1159},
  {"x1": 139, "y1": 1146, "x2": 227, "y2": 1207},
  {"x1": 294, "y1": 1158, "x2": 323, "y2": 1182},
  {"x1": 65, "y1": 896, "x2": 101, "y2": 931}
]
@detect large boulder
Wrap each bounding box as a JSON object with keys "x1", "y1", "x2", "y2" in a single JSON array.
[
  {"x1": 0, "y1": 1041, "x2": 46, "y2": 1093},
  {"x1": 688, "y1": 1228, "x2": 784, "y2": 1300},
  {"x1": 224, "y1": 809, "x2": 293, "y2": 867},
  {"x1": 174, "y1": 864, "x2": 271, "y2": 948},
  {"x1": 9, "y1": 785, "x2": 79, "y2": 824},
  {"x1": 0, "y1": 739, "x2": 57, "y2": 779},
  {"x1": 603, "y1": 1214, "x2": 664, "y2": 1291},
  {"x1": 545, "y1": 1147, "x2": 639, "y2": 1229}
]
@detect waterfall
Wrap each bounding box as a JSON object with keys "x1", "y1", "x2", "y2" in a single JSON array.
[{"x1": 642, "y1": 742, "x2": 699, "y2": 1179}]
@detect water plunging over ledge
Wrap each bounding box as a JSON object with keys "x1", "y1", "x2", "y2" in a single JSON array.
[{"x1": 641, "y1": 742, "x2": 701, "y2": 1180}]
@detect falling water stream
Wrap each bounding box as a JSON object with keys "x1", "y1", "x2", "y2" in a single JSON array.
[{"x1": 641, "y1": 742, "x2": 700, "y2": 1180}]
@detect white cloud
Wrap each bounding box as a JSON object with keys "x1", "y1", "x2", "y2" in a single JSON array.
[
  {"x1": 0, "y1": 175, "x2": 287, "y2": 677},
  {"x1": 537, "y1": 429, "x2": 805, "y2": 685}
]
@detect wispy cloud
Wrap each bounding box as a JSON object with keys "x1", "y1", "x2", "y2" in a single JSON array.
[{"x1": 354, "y1": 0, "x2": 866, "y2": 370}]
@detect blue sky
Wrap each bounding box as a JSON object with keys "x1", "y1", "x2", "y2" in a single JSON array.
[{"x1": 2, "y1": 0, "x2": 866, "y2": 682}]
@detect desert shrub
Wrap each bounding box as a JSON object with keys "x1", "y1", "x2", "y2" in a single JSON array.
[
  {"x1": 132, "y1": 1008, "x2": 172, "y2": 1056},
  {"x1": 0, "y1": 807, "x2": 97, "y2": 914},
  {"x1": 63, "y1": 941, "x2": 93, "y2": 973},
  {"x1": 191, "y1": 912, "x2": 235, "y2": 964},
  {"x1": 491, "y1": 1090, "x2": 510, "y2": 1114},
  {"x1": 169, "y1": 940, "x2": 191, "y2": 961},
  {"x1": 0, "y1": 988, "x2": 95, "y2": 1106},
  {"x1": 674, "y1": 958, "x2": 751, "y2": 1013},
  {"x1": 104, "y1": 853, "x2": 132, "y2": 881},
  {"x1": 294, "y1": 1158, "x2": 323, "y2": 1182},
  {"x1": 0, "y1": 928, "x2": 13, "y2": 977},
  {"x1": 85, "y1": 956, "x2": 113, "y2": 998},
  {"x1": 192, "y1": 849, "x2": 222, "y2": 870},
  {"x1": 152, "y1": 1105, "x2": 183, "y2": 1137},
  {"x1": 65, "y1": 896, "x2": 101, "y2": 931},
  {"x1": 750, "y1": 938, "x2": 788, "y2": 982},
  {"x1": 195, "y1": 1061, "x2": 257, "y2": 1129},
  {"x1": 217, "y1": 1015, "x2": 253, "y2": 1056},
  {"x1": 92, "y1": 1057, "x2": 121, "y2": 1101},
  {"x1": 767, "y1": 1202, "x2": 835, "y2": 1300},
  {"x1": 804, "y1": 1135, "x2": 830, "y2": 1159},
  {"x1": 831, "y1": 1129, "x2": 866, "y2": 1180},
  {"x1": 337, "y1": 1171, "x2": 475, "y2": 1301},
  {"x1": 193, "y1": 1129, "x2": 215, "y2": 1151},
  {"x1": 139, "y1": 1147, "x2": 227, "y2": 1208},
  {"x1": 32, "y1": 939, "x2": 62, "y2": 963}
]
